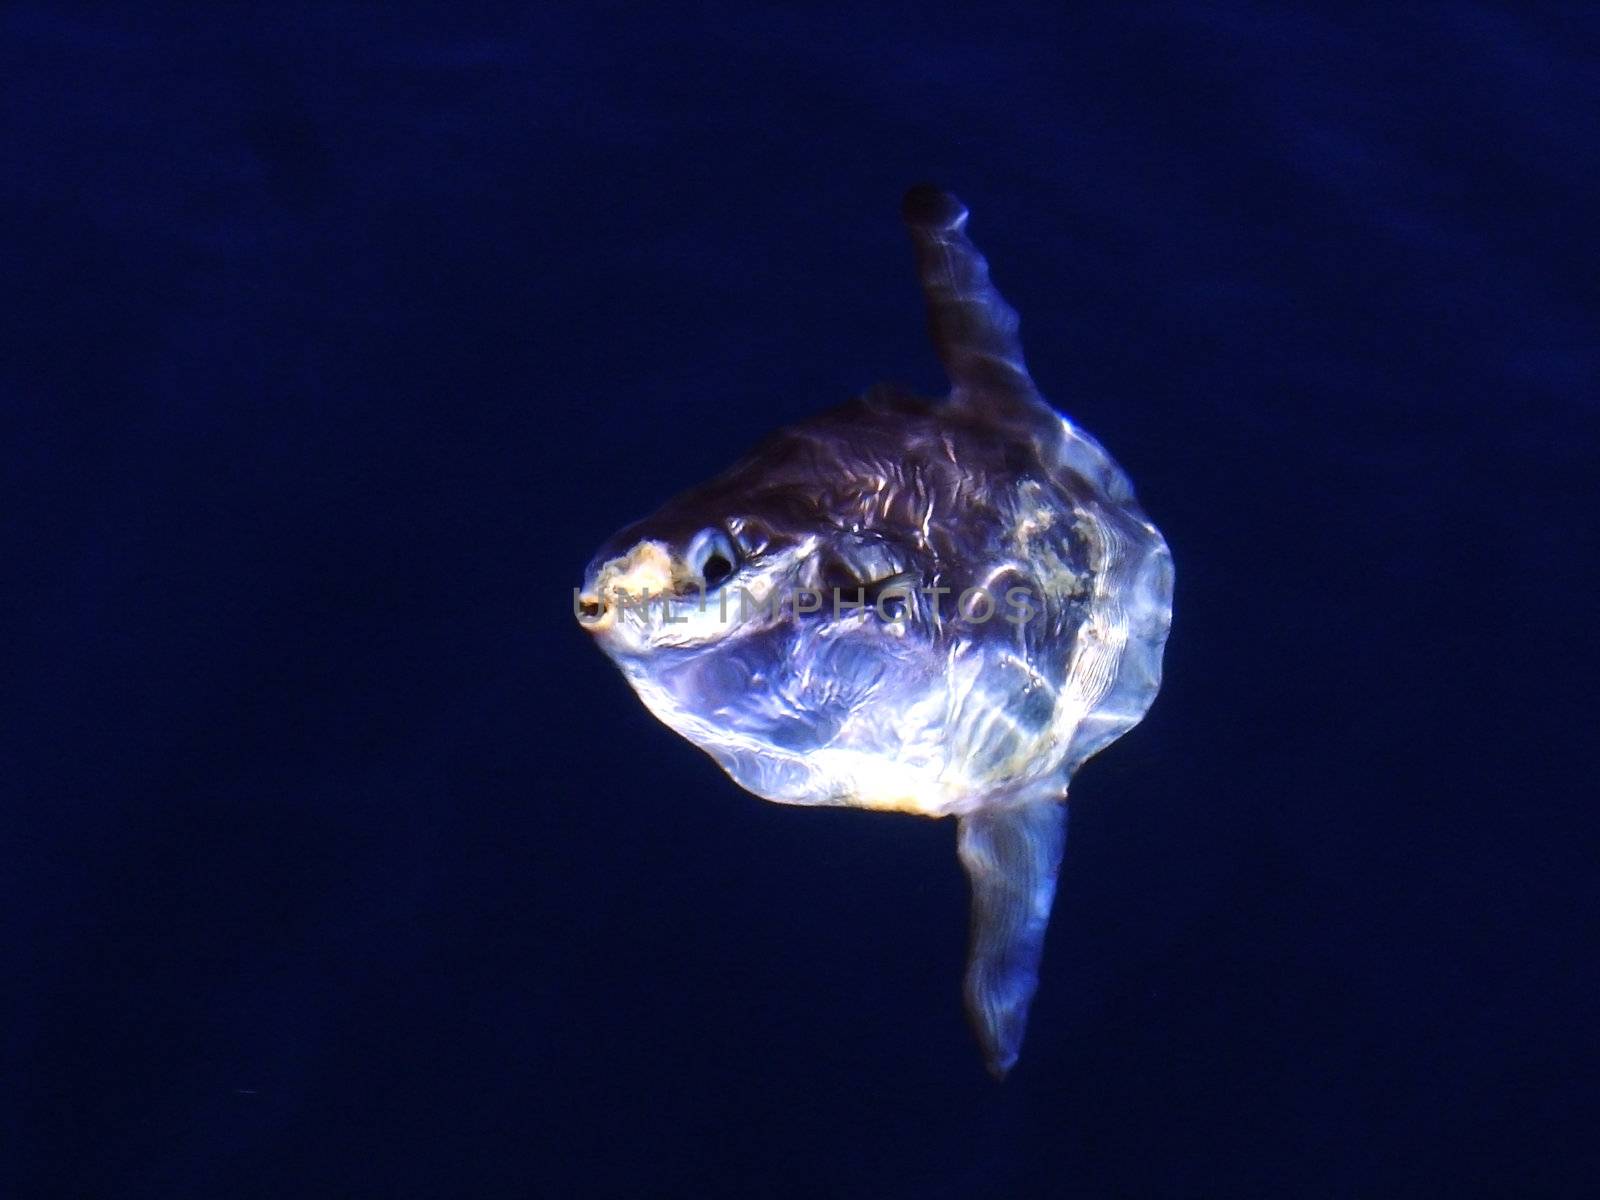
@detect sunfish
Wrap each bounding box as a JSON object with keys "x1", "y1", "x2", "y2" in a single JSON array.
[{"x1": 575, "y1": 187, "x2": 1173, "y2": 1077}]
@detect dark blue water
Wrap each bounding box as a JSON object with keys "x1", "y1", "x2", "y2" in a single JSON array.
[{"x1": 5, "y1": 5, "x2": 1596, "y2": 1196}]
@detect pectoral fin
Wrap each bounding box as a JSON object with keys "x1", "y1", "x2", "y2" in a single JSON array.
[{"x1": 956, "y1": 800, "x2": 1067, "y2": 1079}]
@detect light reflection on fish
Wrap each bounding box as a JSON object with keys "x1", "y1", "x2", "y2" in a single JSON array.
[{"x1": 576, "y1": 187, "x2": 1173, "y2": 1077}]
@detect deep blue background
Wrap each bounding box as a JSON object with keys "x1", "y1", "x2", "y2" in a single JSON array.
[{"x1": 5, "y1": 4, "x2": 1596, "y2": 1196}]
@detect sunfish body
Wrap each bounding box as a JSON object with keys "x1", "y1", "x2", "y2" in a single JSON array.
[{"x1": 576, "y1": 187, "x2": 1173, "y2": 1077}]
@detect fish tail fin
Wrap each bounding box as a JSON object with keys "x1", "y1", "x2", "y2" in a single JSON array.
[
  {"x1": 956, "y1": 799, "x2": 1067, "y2": 1079},
  {"x1": 900, "y1": 185, "x2": 1039, "y2": 414}
]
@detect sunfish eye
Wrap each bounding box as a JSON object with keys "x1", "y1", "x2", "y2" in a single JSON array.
[{"x1": 687, "y1": 528, "x2": 739, "y2": 590}]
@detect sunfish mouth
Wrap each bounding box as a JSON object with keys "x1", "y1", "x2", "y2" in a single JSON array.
[{"x1": 576, "y1": 541, "x2": 684, "y2": 634}]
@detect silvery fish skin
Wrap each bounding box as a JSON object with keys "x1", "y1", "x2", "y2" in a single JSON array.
[{"x1": 576, "y1": 187, "x2": 1173, "y2": 1077}]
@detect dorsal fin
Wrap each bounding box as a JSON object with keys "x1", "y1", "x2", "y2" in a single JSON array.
[{"x1": 901, "y1": 185, "x2": 1040, "y2": 416}]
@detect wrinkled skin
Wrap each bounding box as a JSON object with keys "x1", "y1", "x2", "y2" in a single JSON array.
[{"x1": 577, "y1": 187, "x2": 1173, "y2": 1077}]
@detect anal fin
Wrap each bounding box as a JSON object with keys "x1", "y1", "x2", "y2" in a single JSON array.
[{"x1": 956, "y1": 800, "x2": 1067, "y2": 1079}]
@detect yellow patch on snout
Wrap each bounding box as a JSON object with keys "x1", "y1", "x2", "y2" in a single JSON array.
[{"x1": 582, "y1": 540, "x2": 687, "y2": 634}]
